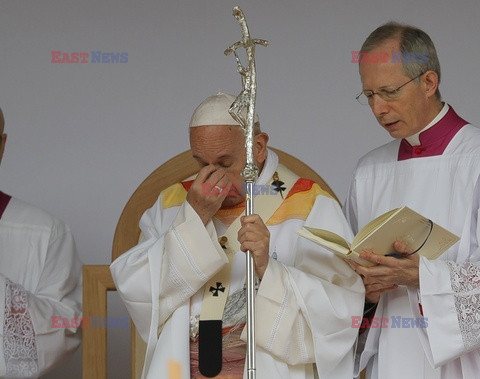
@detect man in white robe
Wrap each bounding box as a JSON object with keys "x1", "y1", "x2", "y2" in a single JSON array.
[
  {"x1": 0, "y1": 108, "x2": 82, "y2": 377},
  {"x1": 111, "y1": 92, "x2": 364, "y2": 379},
  {"x1": 346, "y1": 22, "x2": 480, "y2": 378}
]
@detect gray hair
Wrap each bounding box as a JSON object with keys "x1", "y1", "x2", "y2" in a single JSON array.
[{"x1": 360, "y1": 21, "x2": 441, "y2": 100}]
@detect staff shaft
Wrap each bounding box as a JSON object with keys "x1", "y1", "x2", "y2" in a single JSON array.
[{"x1": 245, "y1": 181, "x2": 256, "y2": 378}]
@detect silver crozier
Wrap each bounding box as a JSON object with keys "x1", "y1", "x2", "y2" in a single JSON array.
[{"x1": 224, "y1": 6, "x2": 268, "y2": 379}]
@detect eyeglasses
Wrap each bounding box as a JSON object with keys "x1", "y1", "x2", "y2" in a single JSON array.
[{"x1": 356, "y1": 72, "x2": 425, "y2": 105}]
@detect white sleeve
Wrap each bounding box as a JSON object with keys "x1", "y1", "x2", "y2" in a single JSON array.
[
  {"x1": 411, "y1": 175, "x2": 480, "y2": 367},
  {"x1": 247, "y1": 195, "x2": 365, "y2": 378},
  {"x1": 412, "y1": 257, "x2": 480, "y2": 366},
  {"x1": 110, "y1": 198, "x2": 228, "y2": 341},
  {"x1": 0, "y1": 226, "x2": 82, "y2": 378}
]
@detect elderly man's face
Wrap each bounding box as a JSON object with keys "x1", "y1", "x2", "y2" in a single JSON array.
[
  {"x1": 190, "y1": 125, "x2": 267, "y2": 208},
  {"x1": 359, "y1": 39, "x2": 437, "y2": 139}
]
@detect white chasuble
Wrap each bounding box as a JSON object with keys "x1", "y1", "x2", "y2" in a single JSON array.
[{"x1": 111, "y1": 150, "x2": 365, "y2": 379}]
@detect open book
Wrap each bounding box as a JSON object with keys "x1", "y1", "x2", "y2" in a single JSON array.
[{"x1": 297, "y1": 206, "x2": 459, "y2": 267}]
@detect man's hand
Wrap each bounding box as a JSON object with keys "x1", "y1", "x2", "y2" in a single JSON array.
[
  {"x1": 238, "y1": 214, "x2": 270, "y2": 279},
  {"x1": 362, "y1": 276, "x2": 397, "y2": 304},
  {"x1": 348, "y1": 241, "x2": 420, "y2": 302},
  {"x1": 186, "y1": 165, "x2": 230, "y2": 225}
]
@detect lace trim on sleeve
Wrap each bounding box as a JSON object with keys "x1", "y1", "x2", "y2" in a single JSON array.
[
  {"x1": 3, "y1": 278, "x2": 39, "y2": 378},
  {"x1": 447, "y1": 261, "x2": 480, "y2": 351}
]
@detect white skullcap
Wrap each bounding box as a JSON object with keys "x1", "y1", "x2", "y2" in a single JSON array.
[{"x1": 189, "y1": 92, "x2": 259, "y2": 127}]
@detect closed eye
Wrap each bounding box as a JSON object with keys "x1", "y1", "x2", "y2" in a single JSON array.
[{"x1": 379, "y1": 88, "x2": 398, "y2": 96}]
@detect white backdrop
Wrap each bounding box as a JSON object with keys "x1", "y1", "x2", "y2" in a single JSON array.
[{"x1": 0, "y1": 0, "x2": 479, "y2": 377}]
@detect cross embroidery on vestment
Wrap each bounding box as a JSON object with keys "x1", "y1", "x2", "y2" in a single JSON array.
[{"x1": 209, "y1": 282, "x2": 225, "y2": 296}]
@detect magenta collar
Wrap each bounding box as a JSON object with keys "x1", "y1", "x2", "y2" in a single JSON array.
[{"x1": 398, "y1": 106, "x2": 468, "y2": 160}]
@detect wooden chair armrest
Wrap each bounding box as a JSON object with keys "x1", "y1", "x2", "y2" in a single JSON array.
[{"x1": 82, "y1": 265, "x2": 116, "y2": 379}]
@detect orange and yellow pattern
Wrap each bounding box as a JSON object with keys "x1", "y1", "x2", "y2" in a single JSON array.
[{"x1": 160, "y1": 178, "x2": 333, "y2": 226}]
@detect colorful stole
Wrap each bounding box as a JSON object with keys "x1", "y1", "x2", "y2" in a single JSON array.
[
  {"x1": 198, "y1": 164, "x2": 299, "y2": 377},
  {"x1": 159, "y1": 165, "x2": 332, "y2": 378}
]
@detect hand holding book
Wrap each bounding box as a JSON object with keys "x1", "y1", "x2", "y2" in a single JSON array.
[
  {"x1": 297, "y1": 206, "x2": 459, "y2": 267},
  {"x1": 351, "y1": 240, "x2": 422, "y2": 289}
]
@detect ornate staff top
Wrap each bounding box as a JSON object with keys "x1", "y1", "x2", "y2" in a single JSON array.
[{"x1": 224, "y1": 6, "x2": 268, "y2": 182}]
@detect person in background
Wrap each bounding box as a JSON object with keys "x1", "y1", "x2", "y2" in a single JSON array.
[{"x1": 0, "y1": 108, "x2": 82, "y2": 378}]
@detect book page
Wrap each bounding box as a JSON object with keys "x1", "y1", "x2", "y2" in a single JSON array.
[
  {"x1": 298, "y1": 228, "x2": 351, "y2": 255},
  {"x1": 302, "y1": 227, "x2": 351, "y2": 250},
  {"x1": 351, "y1": 207, "x2": 459, "y2": 259},
  {"x1": 297, "y1": 229, "x2": 378, "y2": 267},
  {"x1": 352, "y1": 207, "x2": 400, "y2": 246}
]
